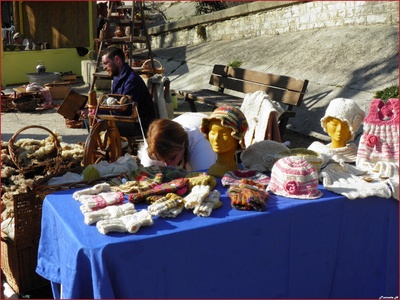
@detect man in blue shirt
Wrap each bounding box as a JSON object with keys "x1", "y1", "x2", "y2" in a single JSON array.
[{"x1": 100, "y1": 45, "x2": 156, "y2": 137}]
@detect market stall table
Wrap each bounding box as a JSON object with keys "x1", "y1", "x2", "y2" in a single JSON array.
[{"x1": 36, "y1": 179, "x2": 399, "y2": 299}]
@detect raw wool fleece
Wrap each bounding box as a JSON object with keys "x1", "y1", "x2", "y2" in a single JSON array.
[
  {"x1": 356, "y1": 98, "x2": 399, "y2": 169},
  {"x1": 240, "y1": 140, "x2": 289, "y2": 172},
  {"x1": 320, "y1": 98, "x2": 365, "y2": 142}
]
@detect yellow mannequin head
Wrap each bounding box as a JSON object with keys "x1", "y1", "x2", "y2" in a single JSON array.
[
  {"x1": 325, "y1": 116, "x2": 351, "y2": 148},
  {"x1": 208, "y1": 119, "x2": 239, "y2": 154}
]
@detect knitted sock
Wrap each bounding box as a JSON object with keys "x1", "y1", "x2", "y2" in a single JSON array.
[
  {"x1": 73, "y1": 183, "x2": 111, "y2": 200},
  {"x1": 128, "y1": 178, "x2": 189, "y2": 203},
  {"x1": 193, "y1": 190, "x2": 222, "y2": 217},
  {"x1": 148, "y1": 193, "x2": 184, "y2": 216},
  {"x1": 97, "y1": 209, "x2": 153, "y2": 234},
  {"x1": 185, "y1": 172, "x2": 217, "y2": 189},
  {"x1": 228, "y1": 181, "x2": 268, "y2": 211},
  {"x1": 79, "y1": 191, "x2": 125, "y2": 211},
  {"x1": 221, "y1": 169, "x2": 270, "y2": 187},
  {"x1": 184, "y1": 185, "x2": 211, "y2": 209},
  {"x1": 82, "y1": 202, "x2": 136, "y2": 225},
  {"x1": 159, "y1": 206, "x2": 184, "y2": 218}
]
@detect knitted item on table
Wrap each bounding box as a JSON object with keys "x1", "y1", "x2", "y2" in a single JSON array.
[
  {"x1": 193, "y1": 190, "x2": 222, "y2": 217},
  {"x1": 184, "y1": 184, "x2": 211, "y2": 209},
  {"x1": 73, "y1": 183, "x2": 111, "y2": 200},
  {"x1": 228, "y1": 180, "x2": 268, "y2": 211},
  {"x1": 277, "y1": 148, "x2": 323, "y2": 173},
  {"x1": 82, "y1": 202, "x2": 136, "y2": 225},
  {"x1": 128, "y1": 178, "x2": 189, "y2": 203},
  {"x1": 308, "y1": 141, "x2": 358, "y2": 168},
  {"x1": 148, "y1": 193, "x2": 184, "y2": 217},
  {"x1": 356, "y1": 98, "x2": 399, "y2": 170},
  {"x1": 146, "y1": 195, "x2": 164, "y2": 204},
  {"x1": 240, "y1": 140, "x2": 289, "y2": 172},
  {"x1": 111, "y1": 172, "x2": 163, "y2": 193},
  {"x1": 96, "y1": 209, "x2": 153, "y2": 234},
  {"x1": 267, "y1": 156, "x2": 322, "y2": 199},
  {"x1": 79, "y1": 191, "x2": 125, "y2": 211},
  {"x1": 221, "y1": 169, "x2": 270, "y2": 187},
  {"x1": 185, "y1": 172, "x2": 217, "y2": 189},
  {"x1": 320, "y1": 162, "x2": 393, "y2": 199},
  {"x1": 200, "y1": 106, "x2": 249, "y2": 149},
  {"x1": 320, "y1": 98, "x2": 365, "y2": 142}
]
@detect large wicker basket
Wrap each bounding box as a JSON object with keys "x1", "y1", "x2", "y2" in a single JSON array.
[{"x1": 1, "y1": 192, "x2": 50, "y2": 295}]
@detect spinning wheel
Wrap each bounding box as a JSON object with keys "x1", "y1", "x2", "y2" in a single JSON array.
[
  {"x1": 83, "y1": 93, "x2": 137, "y2": 166},
  {"x1": 83, "y1": 120, "x2": 122, "y2": 166}
]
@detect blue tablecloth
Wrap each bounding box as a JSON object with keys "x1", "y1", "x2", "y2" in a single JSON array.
[{"x1": 36, "y1": 179, "x2": 399, "y2": 299}]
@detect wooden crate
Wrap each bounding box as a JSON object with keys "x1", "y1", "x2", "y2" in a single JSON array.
[{"x1": 44, "y1": 83, "x2": 71, "y2": 100}]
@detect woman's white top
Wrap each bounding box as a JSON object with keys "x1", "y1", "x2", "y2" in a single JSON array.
[{"x1": 138, "y1": 113, "x2": 217, "y2": 171}]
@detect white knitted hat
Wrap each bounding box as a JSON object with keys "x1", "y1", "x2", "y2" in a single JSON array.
[
  {"x1": 267, "y1": 156, "x2": 322, "y2": 199},
  {"x1": 320, "y1": 98, "x2": 365, "y2": 141}
]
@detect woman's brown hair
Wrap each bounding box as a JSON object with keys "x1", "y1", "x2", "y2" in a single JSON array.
[{"x1": 146, "y1": 119, "x2": 189, "y2": 167}]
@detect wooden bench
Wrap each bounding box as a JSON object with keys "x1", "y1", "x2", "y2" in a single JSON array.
[{"x1": 178, "y1": 64, "x2": 309, "y2": 139}]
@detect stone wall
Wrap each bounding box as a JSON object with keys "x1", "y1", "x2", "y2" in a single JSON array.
[{"x1": 148, "y1": 1, "x2": 399, "y2": 49}]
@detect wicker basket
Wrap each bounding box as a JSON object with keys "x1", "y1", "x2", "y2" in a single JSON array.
[
  {"x1": 1, "y1": 192, "x2": 50, "y2": 295},
  {"x1": 1, "y1": 92, "x2": 15, "y2": 112},
  {"x1": 8, "y1": 125, "x2": 63, "y2": 174},
  {"x1": 140, "y1": 59, "x2": 165, "y2": 78},
  {"x1": 44, "y1": 82, "x2": 71, "y2": 100},
  {"x1": 12, "y1": 95, "x2": 38, "y2": 112}
]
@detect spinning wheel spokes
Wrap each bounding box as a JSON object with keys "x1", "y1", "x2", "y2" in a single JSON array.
[{"x1": 83, "y1": 120, "x2": 122, "y2": 166}]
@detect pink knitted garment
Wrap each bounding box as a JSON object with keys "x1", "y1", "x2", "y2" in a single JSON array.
[
  {"x1": 267, "y1": 156, "x2": 322, "y2": 199},
  {"x1": 356, "y1": 99, "x2": 399, "y2": 167}
]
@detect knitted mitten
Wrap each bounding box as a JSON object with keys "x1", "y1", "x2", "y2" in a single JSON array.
[
  {"x1": 73, "y1": 183, "x2": 111, "y2": 200},
  {"x1": 228, "y1": 181, "x2": 268, "y2": 211},
  {"x1": 185, "y1": 172, "x2": 217, "y2": 189},
  {"x1": 159, "y1": 206, "x2": 184, "y2": 218},
  {"x1": 96, "y1": 209, "x2": 153, "y2": 234},
  {"x1": 128, "y1": 178, "x2": 189, "y2": 203},
  {"x1": 320, "y1": 162, "x2": 392, "y2": 199},
  {"x1": 82, "y1": 202, "x2": 136, "y2": 225},
  {"x1": 79, "y1": 191, "x2": 125, "y2": 211},
  {"x1": 193, "y1": 190, "x2": 222, "y2": 217},
  {"x1": 184, "y1": 185, "x2": 211, "y2": 209},
  {"x1": 148, "y1": 193, "x2": 184, "y2": 217}
]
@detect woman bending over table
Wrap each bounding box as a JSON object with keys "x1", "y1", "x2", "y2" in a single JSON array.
[{"x1": 137, "y1": 112, "x2": 217, "y2": 171}]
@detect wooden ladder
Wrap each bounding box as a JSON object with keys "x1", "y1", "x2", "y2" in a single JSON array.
[{"x1": 90, "y1": 1, "x2": 155, "y2": 91}]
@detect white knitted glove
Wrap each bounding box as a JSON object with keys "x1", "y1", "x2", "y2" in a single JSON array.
[
  {"x1": 320, "y1": 163, "x2": 392, "y2": 199},
  {"x1": 370, "y1": 162, "x2": 399, "y2": 179},
  {"x1": 82, "y1": 202, "x2": 136, "y2": 225},
  {"x1": 73, "y1": 183, "x2": 111, "y2": 200},
  {"x1": 184, "y1": 185, "x2": 211, "y2": 209},
  {"x1": 148, "y1": 193, "x2": 184, "y2": 217},
  {"x1": 79, "y1": 191, "x2": 124, "y2": 211},
  {"x1": 193, "y1": 190, "x2": 221, "y2": 217},
  {"x1": 97, "y1": 209, "x2": 153, "y2": 234}
]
